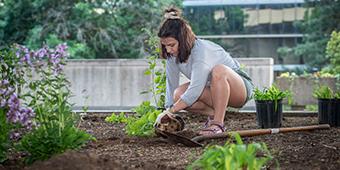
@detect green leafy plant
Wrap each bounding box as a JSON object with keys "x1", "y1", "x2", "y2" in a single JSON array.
[
  {"x1": 105, "y1": 101, "x2": 161, "y2": 137},
  {"x1": 305, "y1": 104, "x2": 318, "y2": 111},
  {"x1": 326, "y1": 31, "x2": 340, "y2": 75},
  {"x1": 253, "y1": 85, "x2": 289, "y2": 101},
  {"x1": 105, "y1": 112, "x2": 128, "y2": 123},
  {"x1": 313, "y1": 85, "x2": 334, "y2": 99},
  {"x1": 141, "y1": 29, "x2": 166, "y2": 108},
  {"x1": 0, "y1": 109, "x2": 10, "y2": 162},
  {"x1": 0, "y1": 49, "x2": 36, "y2": 163},
  {"x1": 105, "y1": 30, "x2": 165, "y2": 137},
  {"x1": 18, "y1": 116, "x2": 94, "y2": 164},
  {"x1": 187, "y1": 133, "x2": 274, "y2": 170},
  {"x1": 13, "y1": 44, "x2": 94, "y2": 164},
  {"x1": 125, "y1": 109, "x2": 161, "y2": 136},
  {"x1": 335, "y1": 92, "x2": 340, "y2": 99},
  {"x1": 132, "y1": 101, "x2": 157, "y2": 117},
  {"x1": 253, "y1": 85, "x2": 290, "y2": 112}
]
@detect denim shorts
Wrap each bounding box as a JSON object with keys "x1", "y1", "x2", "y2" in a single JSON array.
[{"x1": 234, "y1": 69, "x2": 254, "y2": 103}]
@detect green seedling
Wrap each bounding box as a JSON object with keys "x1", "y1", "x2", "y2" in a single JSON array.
[
  {"x1": 253, "y1": 85, "x2": 289, "y2": 101},
  {"x1": 187, "y1": 133, "x2": 275, "y2": 170},
  {"x1": 105, "y1": 112, "x2": 128, "y2": 123},
  {"x1": 313, "y1": 85, "x2": 334, "y2": 99}
]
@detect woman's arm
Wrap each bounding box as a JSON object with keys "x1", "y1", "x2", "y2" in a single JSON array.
[
  {"x1": 170, "y1": 60, "x2": 211, "y2": 112},
  {"x1": 165, "y1": 58, "x2": 180, "y2": 108}
]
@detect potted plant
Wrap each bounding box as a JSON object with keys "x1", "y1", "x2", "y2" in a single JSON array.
[
  {"x1": 253, "y1": 85, "x2": 290, "y2": 128},
  {"x1": 313, "y1": 85, "x2": 340, "y2": 127}
]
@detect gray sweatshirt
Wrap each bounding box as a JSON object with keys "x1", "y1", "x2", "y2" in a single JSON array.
[{"x1": 165, "y1": 38, "x2": 241, "y2": 108}]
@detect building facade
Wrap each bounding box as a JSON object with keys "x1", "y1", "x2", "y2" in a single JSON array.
[{"x1": 183, "y1": 0, "x2": 308, "y2": 69}]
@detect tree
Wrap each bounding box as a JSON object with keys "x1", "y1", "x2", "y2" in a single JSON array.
[
  {"x1": 0, "y1": 0, "x2": 182, "y2": 59},
  {"x1": 279, "y1": 0, "x2": 340, "y2": 69},
  {"x1": 184, "y1": 6, "x2": 245, "y2": 35}
]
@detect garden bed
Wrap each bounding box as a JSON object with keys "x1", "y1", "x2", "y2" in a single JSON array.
[{"x1": 2, "y1": 111, "x2": 340, "y2": 170}]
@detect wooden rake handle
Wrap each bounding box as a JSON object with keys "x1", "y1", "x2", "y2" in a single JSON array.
[{"x1": 192, "y1": 124, "x2": 330, "y2": 142}]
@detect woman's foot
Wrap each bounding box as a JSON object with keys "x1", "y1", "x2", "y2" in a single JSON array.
[{"x1": 198, "y1": 120, "x2": 225, "y2": 136}]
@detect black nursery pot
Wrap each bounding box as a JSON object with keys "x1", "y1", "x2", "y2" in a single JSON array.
[
  {"x1": 255, "y1": 99, "x2": 283, "y2": 128},
  {"x1": 334, "y1": 99, "x2": 340, "y2": 127},
  {"x1": 318, "y1": 99, "x2": 340, "y2": 127}
]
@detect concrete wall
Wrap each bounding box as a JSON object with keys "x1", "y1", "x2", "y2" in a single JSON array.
[
  {"x1": 65, "y1": 58, "x2": 273, "y2": 110},
  {"x1": 276, "y1": 77, "x2": 338, "y2": 107}
]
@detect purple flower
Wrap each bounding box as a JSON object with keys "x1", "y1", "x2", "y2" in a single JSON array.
[
  {"x1": 1, "y1": 80, "x2": 9, "y2": 85},
  {"x1": 0, "y1": 89, "x2": 5, "y2": 95},
  {"x1": 10, "y1": 131, "x2": 20, "y2": 140},
  {"x1": 34, "y1": 47, "x2": 48, "y2": 59},
  {"x1": 0, "y1": 99, "x2": 6, "y2": 107}
]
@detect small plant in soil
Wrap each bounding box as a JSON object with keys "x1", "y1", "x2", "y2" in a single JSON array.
[
  {"x1": 313, "y1": 85, "x2": 340, "y2": 126},
  {"x1": 253, "y1": 85, "x2": 290, "y2": 112},
  {"x1": 140, "y1": 28, "x2": 166, "y2": 109},
  {"x1": 187, "y1": 133, "x2": 275, "y2": 170},
  {"x1": 105, "y1": 30, "x2": 165, "y2": 137},
  {"x1": 253, "y1": 85, "x2": 290, "y2": 128},
  {"x1": 313, "y1": 85, "x2": 338, "y2": 99},
  {"x1": 105, "y1": 101, "x2": 162, "y2": 136},
  {"x1": 253, "y1": 85, "x2": 290, "y2": 102},
  {"x1": 105, "y1": 112, "x2": 128, "y2": 123}
]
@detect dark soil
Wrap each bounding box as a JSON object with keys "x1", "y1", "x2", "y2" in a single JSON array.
[{"x1": 2, "y1": 112, "x2": 340, "y2": 170}]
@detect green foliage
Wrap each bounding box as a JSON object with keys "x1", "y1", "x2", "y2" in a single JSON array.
[
  {"x1": 0, "y1": 48, "x2": 26, "y2": 91},
  {"x1": 14, "y1": 44, "x2": 94, "y2": 164},
  {"x1": 141, "y1": 29, "x2": 166, "y2": 108},
  {"x1": 132, "y1": 101, "x2": 156, "y2": 117},
  {"x1": 125, "y1": 109, "x2": 161, "y2": 136},
  {"x1": 0, "y1": 109, "x2": 10, "y2": 162},
  {"x1": 125, "y1": 101, "x2": 158, "y2": 136},
  {"x1": 105, "y1": 112, "x2": 128, "y2": 123},
  {"x1": 25, "y1": 27, "x2": 96, "y2": 59},
  {"x1": 18, "y1": 119, "x2": 94, "y2": 164},
  {"x1": 326, "y1": 31, "x2": 340, "y2": 74},
  {"x1": 253, "y1": 85, "x2": 289, "y2": 101},
  {"x1": 188, "y1": 133, "x2": 274, "y2": 170},
  {"x1": 0, "y1": 48, "x2": 31, "y2": 162},
  {"x1": 305, "y1": 104, "x2": 318, "y2": 111},
  {"x1": 0, "y1": 0, "x2": 182, "y2": 59},
  {"x1": 105, "y1": 101, "x2": 161, "y2": 137},
  {"x1": 313, "y1": 85, "x2": 336, "y2": 99},
  {"x1": 184, "y1": 6, "x2": 246, "y2": 35},
  {"x1": 335, "y1": 92, "x2": 340, "y2": 99},
  {"x1": 277, "y1": 1, "x2": 340, "y2": 69}
]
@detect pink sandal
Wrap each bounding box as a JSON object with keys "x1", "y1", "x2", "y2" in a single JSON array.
[{"x1": 199, "y1": 120, "x2": 225, "y2": 136}]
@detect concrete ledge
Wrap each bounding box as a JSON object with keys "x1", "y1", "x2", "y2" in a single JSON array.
[{"x1": 66, "y1": 58, "x2": 273, "y2": 110}]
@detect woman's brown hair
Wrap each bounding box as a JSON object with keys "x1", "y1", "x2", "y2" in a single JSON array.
[{"x1": 157, "y1": 7, "x2": 196, "y2": 63}]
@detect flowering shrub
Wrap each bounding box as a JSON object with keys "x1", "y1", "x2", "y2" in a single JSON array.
[
  {"x1": 0, "y1": 49, "x2": 35, "y2": 162},
  {"x1": 0, "y1": 44, "x2": 94, "y2": 164}
]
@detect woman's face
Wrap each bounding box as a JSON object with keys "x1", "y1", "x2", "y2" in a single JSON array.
[{"x1": 160, "y1": 37, "x2": 179, "y2": 57}]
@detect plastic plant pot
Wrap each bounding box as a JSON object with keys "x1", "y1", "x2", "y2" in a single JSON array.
[
  {"x1": 318, "y1": 99, "x2": 334, "y2": 126},
  {"x1": 255, "y1": 99, "x2": 283, "y2": 128},
  {"x1": 332, "y1": 99, "x2": 340, "y2": 127}
]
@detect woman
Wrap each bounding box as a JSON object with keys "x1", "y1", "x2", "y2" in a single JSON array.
[{"x1": 157, "y1": 7, "x2": 254, "y2": 135}]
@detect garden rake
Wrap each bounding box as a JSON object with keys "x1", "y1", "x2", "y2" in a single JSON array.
[{"x1": 156, "y1": 124, "x2": 331, "y2": 147}]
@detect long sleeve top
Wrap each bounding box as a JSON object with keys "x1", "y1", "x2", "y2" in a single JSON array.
[{"x1": 165, "y1": 38, "x2": 241, "y2": 108}]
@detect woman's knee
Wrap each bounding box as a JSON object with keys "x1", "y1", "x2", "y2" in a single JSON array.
[
  {"x1": 211, "y1": 64, "x2": 231, "y2": 82},
  {"x1": 173, "y1": 83, "x2": 189, "y2": 101}
]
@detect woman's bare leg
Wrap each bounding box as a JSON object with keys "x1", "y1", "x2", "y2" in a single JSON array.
[
  {"x1": 173, "y1": 83, "x2": 214, "y2": 116},
  {"x1": 173, "y1": 65, "x2": 247, "y2": 125},
  {"x1": 209, "y1": 65, "x2": 247, "y2": 124}
]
